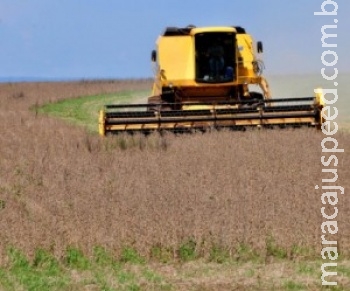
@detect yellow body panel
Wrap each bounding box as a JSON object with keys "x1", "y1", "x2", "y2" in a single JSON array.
[
  {"x1": 157, "y1": 36, "x2": 195, "y2": 82},
  {"x1": 236, "y1": 34, "x2": 256, "y2": 78},
  {"x1": 189, "y1": 27, "x2": 237, "y2": 35},
  {"x1": 314, "y1": 87, "x2": 326, "y2": 107}
]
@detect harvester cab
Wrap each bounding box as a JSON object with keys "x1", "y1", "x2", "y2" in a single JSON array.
[
  {"x1": 148, "y1": 26, "x2": 271, "y2": 105},
  {"x1": 99, "y1": 25, "x2": 325, "y2": 135}
]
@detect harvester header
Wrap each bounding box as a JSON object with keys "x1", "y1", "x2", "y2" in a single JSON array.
[{"x1": 99, "y1": 25, "x2": 325, "y2": 135}]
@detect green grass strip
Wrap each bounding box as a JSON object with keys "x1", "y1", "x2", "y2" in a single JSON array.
[{"x1": 37, "y1": 90, "x2": 150, "y2": 133}]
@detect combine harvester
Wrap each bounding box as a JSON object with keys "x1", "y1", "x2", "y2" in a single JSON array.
[{"x1": 99, "y1": 25, "x2": 325, "y2": 135}]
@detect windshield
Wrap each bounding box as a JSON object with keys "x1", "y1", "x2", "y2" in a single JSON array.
[{"x1": 195, "y1": 32, "x2": 236, "y2": 83}]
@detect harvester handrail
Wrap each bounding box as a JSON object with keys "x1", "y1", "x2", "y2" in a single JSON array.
[
  {"x1": 104, "y1": 97, "x2": 315, "y2": 110},
  {"x1": 105, "y1": 104, "x2": 161, "y2": 109},
  {"x1": 263, "y1": 97, "x2": 314, "y2": 103}
]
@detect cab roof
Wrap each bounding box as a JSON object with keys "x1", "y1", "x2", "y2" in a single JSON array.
[{"x1": 162, "y1": 26, "x2": 246, "y2": 36}]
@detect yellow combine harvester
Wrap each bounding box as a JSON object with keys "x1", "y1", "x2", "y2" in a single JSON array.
[{"x1": 99, "y1": 25, "x2": 325, "y2": 135}]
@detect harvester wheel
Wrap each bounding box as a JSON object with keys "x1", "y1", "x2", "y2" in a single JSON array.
[
  {"x1": 249, "y1": 91, "x2": 264, "y2": 101},
  {"x1": 248, "y1": 91, "x2": 264, "y2": 109}
]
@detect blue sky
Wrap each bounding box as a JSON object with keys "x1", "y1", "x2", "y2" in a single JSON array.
[{"x1": 0, "y1": 0, "x2": 349, "y2": 80}]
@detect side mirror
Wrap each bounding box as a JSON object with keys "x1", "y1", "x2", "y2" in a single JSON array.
[
  {"x1": 151, "y1": 50, "x2": 157, "y2": 62},
  {"x1": 257, "y1": 41, "x2": 263, "y2": 53}
]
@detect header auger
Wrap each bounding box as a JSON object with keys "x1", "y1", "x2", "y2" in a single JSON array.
[{"x1": 99, "y1": 25, "x2": 325, "y2": 135}]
